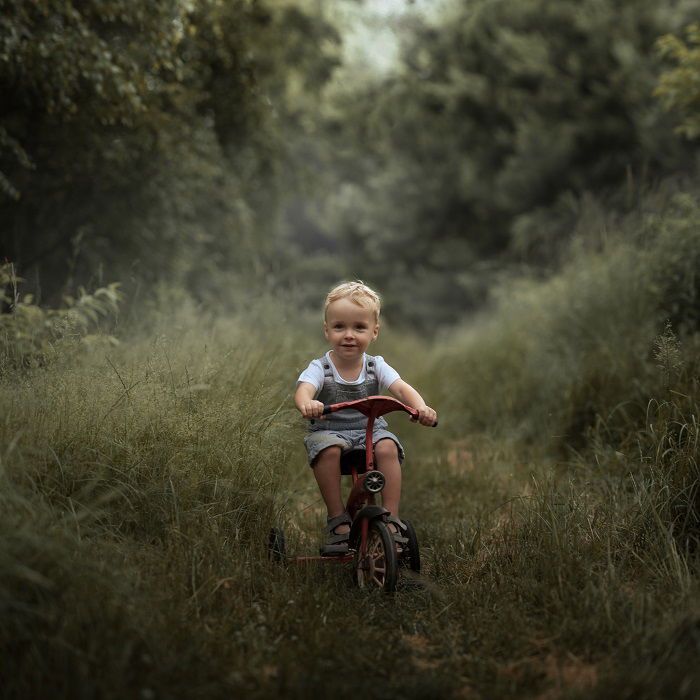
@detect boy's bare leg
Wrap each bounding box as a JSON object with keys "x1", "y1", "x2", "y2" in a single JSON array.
[
  {"x1": 374, "y1": 439, "x2": 402, "y2": 529},
  {"x1": 313, "y1": 446, "x2": 350, "y2": 534}
]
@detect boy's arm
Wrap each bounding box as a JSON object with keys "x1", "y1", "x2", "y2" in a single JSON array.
[
  {"x1": 388, "y1": 379, "x2": 437, "y2": 427},
  {"x1": 294, "y1": 382, "x2": 325, "y2": 419}
]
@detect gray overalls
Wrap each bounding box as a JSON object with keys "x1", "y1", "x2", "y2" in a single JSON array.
[
  {"x1": 303, "y1": 354, "x2": 404, "y2": 466},
  {"x1": 310, "y1": 355, "x2": 388, "y2": 432}
]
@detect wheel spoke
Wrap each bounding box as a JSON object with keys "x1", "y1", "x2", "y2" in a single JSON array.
[{"x1": 355, "y1": 522, "x2": 398, "y2": 591}]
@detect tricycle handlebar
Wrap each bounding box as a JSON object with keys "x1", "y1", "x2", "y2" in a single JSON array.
[{"x1": 322, "y1": 395, "x2": 437, "y2": 427}]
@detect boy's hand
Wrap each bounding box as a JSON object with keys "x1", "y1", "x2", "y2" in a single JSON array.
[
  {"x1": 298, "y1": 399, "x2": 325, "y2": 419},
  {"x1": 412, "y1": 405, "x2": 437, "y2": 427},
  {"x1": 388, "y1": 379, "x2": 436, "y2": 427}
]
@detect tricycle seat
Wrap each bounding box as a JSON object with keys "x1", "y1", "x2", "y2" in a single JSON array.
[{"x1": 340, "y1": 449, "x2": 368, "y2": 476}]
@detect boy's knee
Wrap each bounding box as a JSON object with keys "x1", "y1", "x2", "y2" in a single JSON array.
[
  {"x1": 313, "y1": 445, "x2": 342, "y2": 466},
  {"x1": 374, "y1": 438, "x2": 398, "y2": 461}
]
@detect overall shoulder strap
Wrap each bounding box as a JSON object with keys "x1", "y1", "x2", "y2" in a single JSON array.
[
  {"x1": 319, "y1": 356, "x2": 334, "y2": 382},
  {"x1": 365, "y1": 354, "x2": 377, "y2": 381}
]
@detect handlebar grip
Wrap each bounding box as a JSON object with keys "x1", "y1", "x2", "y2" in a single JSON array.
[
  {"x1": 322, "y1": 405, "x2": 332, "y2": 415},
  {"x1": 432, "y1": 421, "x2": 438, "y2": 428}
]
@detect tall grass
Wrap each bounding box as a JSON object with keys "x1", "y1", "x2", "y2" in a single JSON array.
[
  {"x1": 0, "y1": 299, "x2": 317, "y2": 697},
  {"x1": 2, "y1": 194, "x2": 700, "y2": 698},
  {"x1": 430, "y1": 193, "x2": 700, "y2": 448},
  {"x1": 416, "y1": 191, "x2": 700, "y2": 696}
]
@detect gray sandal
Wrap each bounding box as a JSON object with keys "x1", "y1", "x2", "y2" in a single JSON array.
[
  {"x1": 320, "y1": 513, "x2": 352, "y2": 557},
  {"x1": 387, "y1": 516, "x2": 409, "y2": 545}
]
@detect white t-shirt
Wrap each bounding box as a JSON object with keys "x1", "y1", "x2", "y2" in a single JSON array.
[{"x1": 297, "y1": 351, "x2": 400, "y2": 396}]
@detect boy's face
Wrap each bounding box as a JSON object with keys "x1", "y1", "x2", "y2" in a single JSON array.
[{"x1": 324, "y1": 298, "x2": 379, "y2": 363}]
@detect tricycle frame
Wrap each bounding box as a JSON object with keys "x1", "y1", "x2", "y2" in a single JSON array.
[{"x1": 269, "y1": 396, "x2": 426, "y2": 591}]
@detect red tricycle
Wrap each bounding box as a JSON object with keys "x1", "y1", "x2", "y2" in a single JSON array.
[{"x1": 268, "y1": 395, "x2": 435, "y2": 593}]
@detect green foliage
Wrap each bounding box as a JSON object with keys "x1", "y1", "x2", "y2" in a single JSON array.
[
  {"x1": 5, "y1": 3, "x2": 700, "y2": 694},
  {"x1": 656, "y1": 23, "x2": 700, "y2": 139},
  {"x1": 3, "y1": 0, "x2": 699, "y2": 325},
  {"x1": 429, "y1": 192, "x2": 700, "y2": 447},
  {"x1": 0, "y1": 0, "x2": 193, "y2": 188},
  {"x1": 294, "y1": 0, "x2": 699, "y2": 327},
  {"x1": 0, "y1": 0, "x2": 342, "y2": 304},
  {"x1": 1, "y1": 265, "x2": 700, "y2": 696},
  {"x1": 0, "y1": 262, "x2": 120, "y2": 369}
]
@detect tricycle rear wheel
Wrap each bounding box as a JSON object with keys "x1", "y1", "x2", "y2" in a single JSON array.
[
  {"x1": 400, "y1": 519, "x2": 420, "y2": 573},
  {"x1": 354, "y1": 520, "x2": 398, "y2": 592}
]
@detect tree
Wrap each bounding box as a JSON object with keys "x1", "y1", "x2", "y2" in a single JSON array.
[
  {"x1": 306, "y1": 0, "x2": 698, "y2": 325},
  {"x1": 0, "y1": 0, "x2": 342, "y2": 303}
]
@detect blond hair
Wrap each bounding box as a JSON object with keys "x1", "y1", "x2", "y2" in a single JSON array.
[{"x1": 324, "y1": 281, "x2": 381, "y2": 323}]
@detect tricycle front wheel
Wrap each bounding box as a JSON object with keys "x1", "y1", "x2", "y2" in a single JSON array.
[{"x1": 354, "y1": 520, "x2": 398, "y2": 593}]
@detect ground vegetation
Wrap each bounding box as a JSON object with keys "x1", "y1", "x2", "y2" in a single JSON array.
[{"x1": 2, "y1": 2, "x2": 700, "y2": 697}]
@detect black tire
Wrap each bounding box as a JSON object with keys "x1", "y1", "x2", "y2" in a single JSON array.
[
  {"x1": 353, "y1": 520, "x2": 398, "y2": 593},
  {"x1": 400, "y1": 519, "x2": 421, "y2": 573},
  {"x1": 268, "y1": 527, "x2": 286, "y2": 565}
]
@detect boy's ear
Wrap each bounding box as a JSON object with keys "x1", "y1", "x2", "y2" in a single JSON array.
[
  {"x1": 372, "y1": 324, "x2": 379, "y2": 340},
  {"x1": 323, "y1": 321, "x2": 329, "y2": 339}
]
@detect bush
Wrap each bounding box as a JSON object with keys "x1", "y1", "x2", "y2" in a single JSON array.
[
  {"x1": 430, "y1": 192, "x2": 700, "y2": 447},
  {"x1": 0, "y1": 263, "x2": 120, "y2": 370},
  {"x1": 656, "y1": 23, "x2": 700, "y2": 140}
]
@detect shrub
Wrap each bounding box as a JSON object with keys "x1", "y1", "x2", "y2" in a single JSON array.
[
  {"x1": 656, "y1": 23, "x2": 700, "y2": 140},
  {"x1": 0, "y1": 263, "x2": 121, "y2": 370},
  {"x1": 429, "y1": 192, "x2": 700, "y2": 447}
]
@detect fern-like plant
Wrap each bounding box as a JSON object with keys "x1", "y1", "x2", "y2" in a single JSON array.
[{"x1": 0, "y1": 263, "x2": 121, "y2": 370}]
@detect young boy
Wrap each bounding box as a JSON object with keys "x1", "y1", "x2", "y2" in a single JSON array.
[{"x1": 295, "y1": 281, "x2": 437, "y2": 556}]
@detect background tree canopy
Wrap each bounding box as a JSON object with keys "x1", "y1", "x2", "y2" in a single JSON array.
[
  {"x1": 0, "y1": 0, "x2": 339, "y2": 303},
  {"x1": 1, "y1": 0, "x2": 699, "y2": 324}
]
